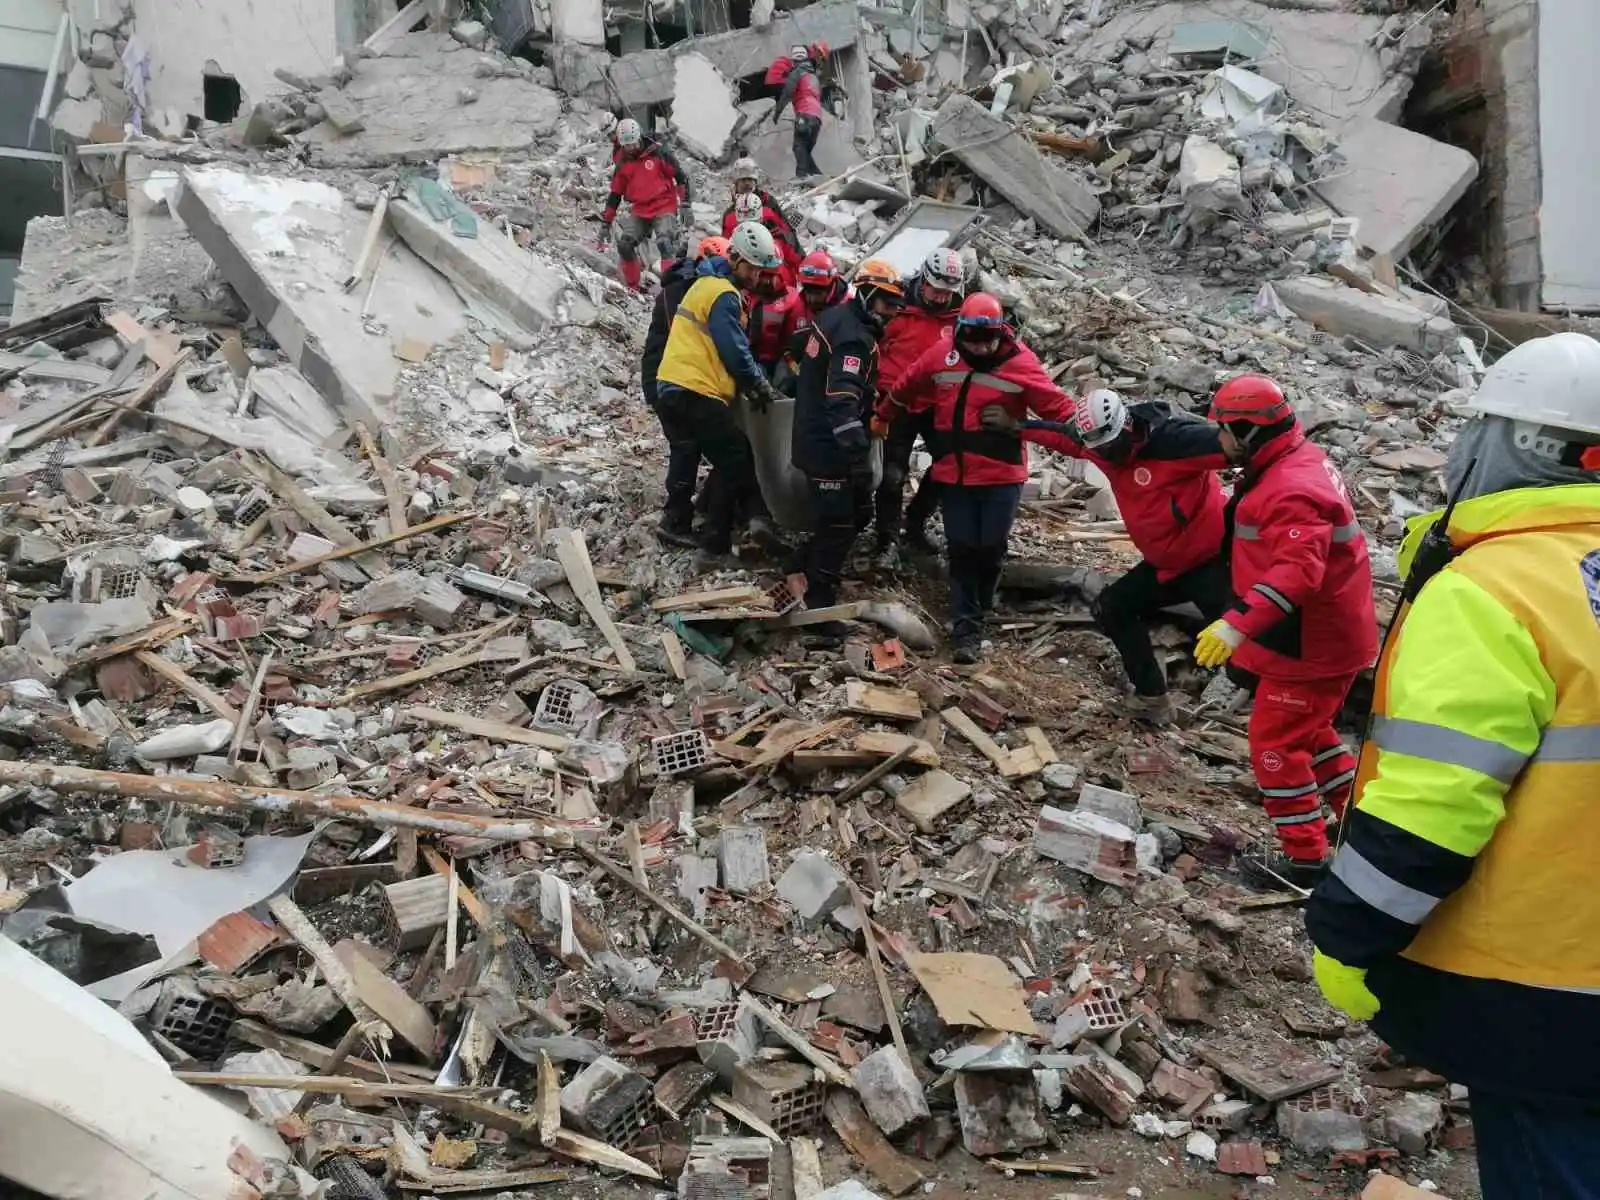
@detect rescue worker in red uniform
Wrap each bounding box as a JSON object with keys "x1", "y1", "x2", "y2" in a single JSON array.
[
  {"x1": 728, "y1": 158, "x2": 801, "y2": 251},
  {"x1": 1194, "y1": 374, "x2": 1378, "y2": 884},
  {"x1": 888, "y1": 293, "x2": 1077, "y2": 662},
  {"x1": 775, "y1": 251, "x2": 849, "y2": 395},
  {"x1": 598, "y1": 118, "x2": 691, "y2": 293},
  {"x1": 745, "y1": 269, "x2": 805, "y2": 378},
  {"x1": 1014, "y1": 388, "x2": 1232, "y2": 724},
  {"x1": 725, "y1": 192, "x2": 802, "y2": 287},
  {"x1": 873, "y1": 248, "x2": 966, "y2": 565},
  {"x1": 767, "y1": 44, "x2": 828, "y2": 178},
  {"x1": 791, "y1": 260, "x2": 905, "y2": 623}
]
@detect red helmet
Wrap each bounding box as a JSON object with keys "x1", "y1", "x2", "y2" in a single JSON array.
[
  {"x1": 1209, "y1": 374, "x2": 1292, "y2": 425},
  {"x1": 956, "y1": 292, "x2": 1007, "y2": 331},
  {"x1": 798, "y1": 250, "x2": 839, "y2": 285}
]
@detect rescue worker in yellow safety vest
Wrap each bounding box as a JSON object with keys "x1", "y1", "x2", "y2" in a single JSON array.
[{"x1": 1306, "y1": 332, "x2": 1600, "y2": 1199}]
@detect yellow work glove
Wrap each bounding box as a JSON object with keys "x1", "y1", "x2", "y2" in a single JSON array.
[
  {"x1": 1194, "y1": 619, "x2": 1244, "y2": 668},
  {"x1": 1314, "y1": 950, "x2": 1381, "y2": 1021}
]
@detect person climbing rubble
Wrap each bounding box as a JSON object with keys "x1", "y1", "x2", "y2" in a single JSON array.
[
  {"x1": 887, "y1": 293, "x2": 1077, "y2": 663},
  {"x1": 723, "y1": 190, "x2": 803, "y2": 287},
  {"x1": 791, "y1": 259, "x2": 904, "y2": 625},
  {"x1": 1306, "y1": 333, "x2": 1600, "y2": 1197},
  {"x1": 655, "y1": 222, "x2": 785, "y2": 556},
  {"x1": 765, "y1": 43, "x2": 829, "y2": 179},
  {"x1": 597, "y1": 117, "x2": 691, "y2": 293},
  {"x1": 872, "y1": 247, "x2": 966, "y2": 567},
  {"x1": 1008, "y1": 388, "x2": 1232, "y2": 725},
  {"x1": 728, "y1": 157, "x2": 801, "y2": 249},
  {"x1": 1193, "y1": 374, "x2": 1377, "y2": 886},
  {"x1": 642, "y1": 235, "x2": 729, "y2": 545}
]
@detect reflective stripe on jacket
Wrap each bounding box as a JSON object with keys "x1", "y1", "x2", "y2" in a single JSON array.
[
  {"x1": 1224, "y1": 429, "x2": 1377, "y2": 680},
  {"x1": 890, "y1": 331, "x2": 1075, "y2": 487},
  {"x1": 657, "y1": 275, "x2": 744, "y2": 403},
  {"x1": 748, "y1": 287, "x2": 804, "y2": 367}
]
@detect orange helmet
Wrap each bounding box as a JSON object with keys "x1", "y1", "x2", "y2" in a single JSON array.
[
  {"x1": 697, "y1": 235, "x2": 731, "y2": 259},
  {"x1": 853, "y1": 258, "x2": 905, "y2": 300},
  {"x1": 1209, "y1": 374, "x2": 1292, "y2": 425}
]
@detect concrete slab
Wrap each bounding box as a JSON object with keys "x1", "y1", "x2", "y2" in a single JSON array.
[
  {"x1": 1312, "y1": 118, "x2": 1478, "y2": 261},
  {"x1": 599, "y1": 0, "x2": 860, "y2": 109},
  {"x1": 299, "y1": 34, "x2": 562, "y2": 166},
  {"x1": 930, "y1": 95, "x2": 1099, "y2": 241},
  {"x1": 1272, "y1": 276, "x2": 1460, "y2": 354},
  {"x1": 175, "y1": 168, "x2": 469, "y2": 450},
  {"x1": 673, "y1": 53, "x2": 742, "y2": 161},
  {"x1": 388, "y1": 198, "x2": 571, "y2": 336},
  {"x1": 739, "y1": 100, "x2": 863, "y2": 185},
  {"x1": 1083, "y1": 0, "x2": 1398, "y2": 129}
]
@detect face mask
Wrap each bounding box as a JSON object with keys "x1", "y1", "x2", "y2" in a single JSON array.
[{"x1": 1446, "y1": 415, "x2": 1598, "y2": 501}]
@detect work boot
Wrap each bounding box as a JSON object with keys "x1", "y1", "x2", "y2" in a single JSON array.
[
  {"x1": 872, "y1": 540, "x2": 902, "y2": 572},
  {"x1": 1242, "y1": 849, "x2": 1329, "y2": 893},
  {"x1": 657, "y1": 508, "x2": 697, "y2": 548},
  {"x1": 904, "y1": 523, "x2": 941, "y2": 559},
  {"x1": 1127, "y1": 692, "x2": 1176, "y2": 727},
  {"x1": 951, "y1": 634, "x2": 982, "y2": 665},
  {"x1": 745, "y1": 514, "x2": 790, "y2": 557}
]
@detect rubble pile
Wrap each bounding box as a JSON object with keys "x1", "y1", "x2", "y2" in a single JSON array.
[{"x1": 0, "y1": 1, "x2": 1493, "y2": 1198}]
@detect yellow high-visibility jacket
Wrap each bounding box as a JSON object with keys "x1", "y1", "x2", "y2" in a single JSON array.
[
  {"x1": 1307, "y1": 482, "x2": 1600, "y2": 1100},
  {"x1": 657, "y1": 275, "x2": 743, "y2": 404}
]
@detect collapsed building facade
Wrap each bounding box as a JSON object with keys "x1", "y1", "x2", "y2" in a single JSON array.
[{"x1": 0, "y1": 0, "x2": 1584, "y2": 1198}]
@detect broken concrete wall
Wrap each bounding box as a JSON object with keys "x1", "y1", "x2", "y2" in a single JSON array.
[
  {"x1": 1085, "y1": 1, "x2": 1403, "y2": 129},
  {"x1": 550, "y1": 0, "x2": 604, "y2": 45},
  {"x1": 673, "y1": 53, "x2": 742, "y2": 161},
  {"x1": 593, "y1": 0, "x2": 860, "y2": 109},
  {"x1": 134, "y1": 0, "x2": 344, "y2": 120},
  {"x1": 299, "y1": 34, "x2": 562, "y2": 166},
  {"x1": 175, "y1": 167, "x2": 468, "y2": 450},
  {"x1": 740, "y1": 99, "x2": 864, "y2": 184}
]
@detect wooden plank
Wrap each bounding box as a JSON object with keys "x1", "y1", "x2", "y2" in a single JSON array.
[
  {"x1": 87, "y1": 347, "x2": 191, "y2": 447},
  {"x1": 266, "y1": 895, "x2": 384, "y2": 1031},
  {"x1": 404, "y1": 705, "x2": 570, "y2": 751},
  {"x1": 421, "y1": 845, "x2": 487, "y2": 928},
  {"x1": 770, "y1": 602, "x2": 867, "y2": 629},
  {"x1": 235, "y1": 511, "x2": 468, "y2": 584},
  {"x1": 175, "y1": 1072, "x2": 535, "y2": 1137},
  {"x1": 537, "y1": 1050, "x2": 561, "y2": 1144},
  {"x1": 893, "y1": 769, "x2": 972, "y2": 833},
  {"x1": 133, "y1": 650, "x2": 239, "y2": 721},
  {"x1": 850, "y1": 883, "x2": 908, "y2": 1061},
  {"x1": 853, "y1": 731, "x2": 939, "y2": 768},
  {"x1": 660, "y1": 629, "x2": 688, "y2": 680},
  {"x1": 334, "y1": 938, "x2": 437, "y2": 1060},
  {"x1": 365, "y1": 0, "x2": 427, "y2": 48},
  {"x1": 741, "y1": 995, "x2": 853, "y2": 1088},
  {"x1": 844, "y1": 681, "x2": 922, "y2": 722},
  {"x1": 335, "y1": 650, "x2": 491, "y2": 704},
  {"x1": 228, "y1": 1020, "x2": 435, "y2": 1084},
  {"x1": 244, "y1": 453, "x2": 383, "y2": 576},
  {"x1": 552, "y1": 528, "x2": 636, "y2": 673},
  {"x1": 355, "y1": 420, "x2": 408, "y2": 533},
  {"x1": 1021, "y1": 726, "x2": 1059, "y2": 764},
  {"x1": 651, "y1": 585, "x2": 768, "y2": 613},
  {"x1": 106, "y1": 311, "x2": 180, "y2": 367},
  {"x1": 940, "y1": 706, "x2": 1033, "y2": 778},
  {"x1": 823, "y1": 1092, "x2": 925, "y2": 1196},
  {"x1": 745, "y1": 718, "x2": 849, "y2": 771},
  {"x1": 545, "y1": 1129, "x2": 661, "y2": 1181}
]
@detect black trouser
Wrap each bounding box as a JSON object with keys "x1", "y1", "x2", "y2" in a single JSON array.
[
  {"x1": 646, "y1": 385, "x2": 699, "y2": 527},
  {"x1": 874, "y1": 415, "x2": 941, "y2": 548},
  {"x1": 803, "y1": 471, "x2": 872, "y2": 607},
  {"x1": 1092, "y1": 556, "x2": 1234, "y2": 697},
  {"x1": 941, "y1": 483, "x2": 1022, "y2": 641},
  {"x1": 794, "y1": 116, "x2": 823, "y2": 177},
  {"x1": 655, "y1": 386, "x2": 764, "y2": 551}
]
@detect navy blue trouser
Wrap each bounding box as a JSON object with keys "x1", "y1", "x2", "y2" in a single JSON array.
[
  {"x1": 1473, "y1": 1091, "x2": 1600, "y2": 1200},
  {"x1": 940, "y1": 483, "x2": 1022, "y2": 641},
  {"x1": 803, "y1": 472, "x2": 873, "y2": 608}
]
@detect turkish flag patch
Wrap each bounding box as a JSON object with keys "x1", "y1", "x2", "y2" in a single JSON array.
[{"x1": 841, "y1": 355, "x2": 862, "y2": 374}]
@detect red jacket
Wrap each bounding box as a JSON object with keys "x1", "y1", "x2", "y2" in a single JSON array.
[
  {"x1": 721, "y1": 204, "x2": 803, "y2": 285},
  {"x1": 1223, "y1": 428, "x2": 1377, "y2": 681},
  {"x1": 747, "y1": 286, "x2": 804, "y2": 367},
  {"x1": 1023, "y1": 402, "x2": 1228, "y2": 582},
  {"x1": 772, "y1": 59, "x2": 824, "y2": 119},
  {"x1": 602, "y1": 141, "x2": 688, "y2": 222},
  {"x1": 889, "y1": 331, "x2": 1075, "y2": 487},
  {"x1": 878, "y1": 285, "x2": 961, "y2": 395}
]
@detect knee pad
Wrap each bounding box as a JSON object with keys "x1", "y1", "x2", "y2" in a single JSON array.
[{"x1": 616, "y1": 234, "x2": 640, "y2": 259}]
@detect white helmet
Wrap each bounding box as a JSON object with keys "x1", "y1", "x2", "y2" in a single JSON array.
[
  {"x1": 733, "y1": 192, "x2": 763, "y2": 221},
  {"x1": 1075, "y1": 388, "x2": 1129, "y2": 448},
  {"x1": 1470, "y1": 332, "x2": 1600, "y2": 438},
  {"x1": 615, "y1": 118, "x2": 642, "y2": 147},
  {"x1": 790, "y1": 43, "x2": 809, "y2": 61},
  {"x1": 732, "y1": 157, "x2": 759, "y2": 184},
  {"x1": 921, "y1": 248, "x2": 965, "y2": 293},
  {"x1": 728, "y1": 221, "x2": 781, "y2": 270}
]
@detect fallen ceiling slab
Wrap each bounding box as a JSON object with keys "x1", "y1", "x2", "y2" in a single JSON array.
[
  {"x1": 673, "y1": 53, "x2": 742, "y2": 161},
  {"x1": 931, "y1": 95, "x2": 1099, "y2": 242}
]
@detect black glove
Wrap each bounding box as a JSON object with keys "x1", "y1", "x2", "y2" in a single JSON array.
[
  {"x1": 980, "y1": 404, "x2": 1018, "y2": 434},
  {"x1": 748, "y1": 377, "x2": 781, "y2": 414}
]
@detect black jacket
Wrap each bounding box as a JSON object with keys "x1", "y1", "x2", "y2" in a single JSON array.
[
  {"x1": 641, "y1": 257, "x2": 701, "y2": 404},
  {"x1": 792, "y1": 296, "x2": 878, "y2": 477}
]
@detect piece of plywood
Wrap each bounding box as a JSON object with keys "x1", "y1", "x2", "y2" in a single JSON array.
[
  {"x1": 854, "y1": 731, "x2": 940, "y2": 768},
  {"x1": 906, "y1": 951, "x2": 1035, "y2": 1035},
  {"x1": 893, "y1": 769, "x2": 972, "y2": 834},
  {"x1": 651, "y1": 585, "x2": 768, "y2": 613},
  {"x1": 334, "y1": 939, "x2": 437, "y2": 1060},
  {"x1": 844, "y1": 681, "x2": 922, "y2": 722},
  {"x1": 552, "y1": 528, "x2": 636, "y2": 673},
  {"x1": 823, "y1": 1092, "x2": 925, "y2": 1196},
  {"x1": 660, "y1": 629, "x2": 688, "y2": 680},
  {"x1": 404, "y1": 705, "x2": 570, "y2": 750},
  {"x1": 940, "y1": 706, "x2": 1038, "y2": 778}
]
